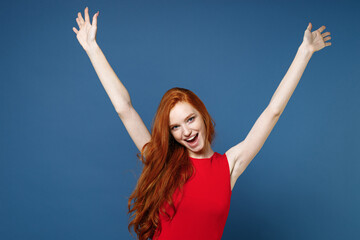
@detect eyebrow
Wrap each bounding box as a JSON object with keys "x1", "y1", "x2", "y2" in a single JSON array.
[{"x1": 169, "y1": 113, "x2": 195, "y2": 127}]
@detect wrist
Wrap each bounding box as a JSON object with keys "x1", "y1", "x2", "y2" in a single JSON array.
[
  {"x1": 85, "y1": 41, "x2": 100, "y2": 56},
  {"x1": 298, "y1": 43, "x2": 314, "y2": 59},
  {"x1": 299, "y1": 43, "x2": 314, "y2": 57}
]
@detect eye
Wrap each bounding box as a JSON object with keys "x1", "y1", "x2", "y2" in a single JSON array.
[
  {"x1": 171, "y1": 125, "x2": 178, "y2": 131},
  {"x1": 188, "y1": 116, "x2": 195, "y2": 122}
]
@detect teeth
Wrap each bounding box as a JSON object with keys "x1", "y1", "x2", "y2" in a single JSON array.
[{"x1": 186, "y1": 134, "x2": 196, "y2": 141}]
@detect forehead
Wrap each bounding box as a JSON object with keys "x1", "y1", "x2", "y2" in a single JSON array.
[{"x1": 169, "y1": 102, "x2": 198, "y2": 124}]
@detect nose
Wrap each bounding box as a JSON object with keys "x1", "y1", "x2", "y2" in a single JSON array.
[{"x1": 182, "y1": 125, "x2": 192, "y2": 137}]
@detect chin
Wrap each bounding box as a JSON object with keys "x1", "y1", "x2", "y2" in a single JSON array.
[{"x1": 188, "y1": 142, "x2": 205, "y2": 153}]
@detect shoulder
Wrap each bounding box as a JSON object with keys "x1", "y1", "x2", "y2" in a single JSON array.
[
  {"x1": 209, "y1": 151, "x2": 235, "y2": 163},
  {"x1": 210, "y1": 152, "x2": 230, "y2": 165},
  {"x1": 212, "y1": 152, "x2": 228, "y2": 161},
  {"x1": 212, "y1": 151, "x2": 236, "y2": 169}
]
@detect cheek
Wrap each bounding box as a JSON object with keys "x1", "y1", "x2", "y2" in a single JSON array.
[
  {"x1": 171, "y1": 132, "x2": 182, "y2": 142},
  {"x1": 196, "y1": 121, "x2": 205, "y2": 133},
  {"x1": 193, "y1": 120, "x2": 202, "y2": 129},
  {"x1": 199, "y1": 123, "x2": 207, "y2": 139}
]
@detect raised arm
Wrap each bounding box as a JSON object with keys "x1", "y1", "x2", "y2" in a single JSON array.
[
  {"x1": 73, "y1": 7, "x2": 151, "y2": 152},
  {"x1": 226, "y1": 23, "x2": 332, "y2": 189}
]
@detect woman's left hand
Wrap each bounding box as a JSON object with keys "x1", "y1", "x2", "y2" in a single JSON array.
[{"x1": 302, "y1": 22, "x2": 332, "y2": 53}]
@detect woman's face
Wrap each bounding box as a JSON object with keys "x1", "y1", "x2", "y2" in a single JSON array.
[{"x1": 169, "y1": 102, "x2": 207, "y2": 154}]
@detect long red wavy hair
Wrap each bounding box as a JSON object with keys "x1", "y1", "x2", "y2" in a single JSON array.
[{"x1": 127, "y1": 87, "x2": 215, "y2": 240}]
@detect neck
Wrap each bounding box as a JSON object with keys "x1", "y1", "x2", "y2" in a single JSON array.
[{"x1": 188, "y1": 141, "x2": 214, "y2": 159}]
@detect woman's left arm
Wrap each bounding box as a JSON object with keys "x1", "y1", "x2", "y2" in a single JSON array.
[{"x1": 227, "y1": 23, "x2": 332, "y2": 180}]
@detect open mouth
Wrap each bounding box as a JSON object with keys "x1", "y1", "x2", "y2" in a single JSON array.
[{"x1": 185, "y1": 133, "x2": 198, "y2": 144}]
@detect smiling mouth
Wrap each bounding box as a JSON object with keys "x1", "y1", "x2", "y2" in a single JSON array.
[{"x1": 185, "y1": 133, "x2": 198, "y2": 143}]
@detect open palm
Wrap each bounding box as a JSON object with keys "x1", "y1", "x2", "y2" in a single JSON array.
[
  {"x1": 73, "y1": 7, "x2": 99, "y2": 52},
  {"x1": 303, "y1": 22, "x2": 332, "y2": 53}
]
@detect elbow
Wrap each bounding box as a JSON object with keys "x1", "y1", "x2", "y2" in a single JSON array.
[
  {"x1": 116, "y1": 102, "x2": 133, "y2": 118},
  {"x1": 267, "y1": 105, "x2": 282, "y2": 117}
]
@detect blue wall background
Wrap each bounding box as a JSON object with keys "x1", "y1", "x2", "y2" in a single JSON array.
[{"x1": 1, "y1": 0, "x2": 359, "y2": 239}]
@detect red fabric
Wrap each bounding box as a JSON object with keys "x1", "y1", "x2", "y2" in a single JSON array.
[{"x1": 153, "y1": 152, "x2": 232, "y2": 240}]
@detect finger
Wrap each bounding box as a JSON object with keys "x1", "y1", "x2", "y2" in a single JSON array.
[
  {"x1": 307, "y1": 22, "x2": 312, "y2": 31},
  {"x1": 324, "y1": 36, "x2": 331, "y2": 42},
  {"x1": 76, "y1": 18, "x2": 81, "y2": 28},
  {"x1": 317, "y1": 25, "x2": 326, "y2": 33},
  {"x1": 325, "y1": 42, "x2": 332, "y2": 47},
  {"x1": 92, "y1": 11, "x2": 99, "y2": 27},
  {"x1": 78, "y1": 12, "x2": 85, "y2": 25},
  {"x1": 73, "y1": 27, "x2": 79, "y2": 34},
  {"x1": 84, "y1": 7, "x2": 90, "y2": 23},
  {"x1": 322, "y1": 32, "x2": 331, "y2": 37}
]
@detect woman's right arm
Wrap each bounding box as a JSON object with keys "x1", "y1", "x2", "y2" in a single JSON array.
[{"x1": 73, "y1": 7, "x2": 151, "y2": 152}]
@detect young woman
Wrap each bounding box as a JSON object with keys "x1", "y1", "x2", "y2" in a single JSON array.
[{"x1": 73, "y1": 7, "x2": 332, "y2": 240}]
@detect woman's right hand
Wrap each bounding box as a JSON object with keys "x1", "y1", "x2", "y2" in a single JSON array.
[{"x1": 73, "y1": 7, "x2": 99, "y2": 52}]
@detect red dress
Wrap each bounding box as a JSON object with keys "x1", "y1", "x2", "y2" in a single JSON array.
[{"x1": 153, "y1": 152, "x2": 232, "y2": 240}]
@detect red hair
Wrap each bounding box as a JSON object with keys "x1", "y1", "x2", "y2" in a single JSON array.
[{"x1": 127, "y1": 87, "x2": 215, "y2": 240}]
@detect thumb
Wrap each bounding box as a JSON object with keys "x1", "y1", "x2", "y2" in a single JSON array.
[
  {"x1": 307, "y1": 22, "x2": 312, "y2": 32},
  {"x1": 92, "y1": 11, "x2": 99, "y2": 27}
]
